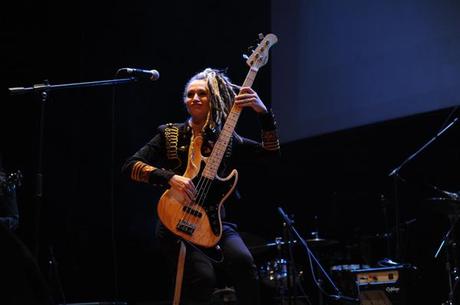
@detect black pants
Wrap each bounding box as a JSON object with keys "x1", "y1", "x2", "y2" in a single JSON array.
[{"x1": 156, "y1": 222, "x2": 260, "y2": 305}]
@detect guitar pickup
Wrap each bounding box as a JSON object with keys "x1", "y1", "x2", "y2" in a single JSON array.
[
  {"x1": 176, "y1": 220, "x2": 196, "y2": 235},
  {"x1": 182, "y1": 206, "x2": 203, "y2": 218}
]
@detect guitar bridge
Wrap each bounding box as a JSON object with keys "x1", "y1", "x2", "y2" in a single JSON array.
[{"x1": 176, "y1": 220, "x2": 196, "y2": 235}]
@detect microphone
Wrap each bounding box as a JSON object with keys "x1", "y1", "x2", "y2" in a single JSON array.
[{"x1": 117, "y1": 68, "x2": 160, "y2": 81}]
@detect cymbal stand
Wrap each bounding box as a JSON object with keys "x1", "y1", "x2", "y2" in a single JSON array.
[
  {"x1": 271, "y1": 236, "x2": 287, "y2": 305},
  {"x1": 389, "y1": 116, "x2": 459, "y2": 261},
  {"x1": 435, "y1": 214, "x2": 460, "y2": 305},
  {"x1": 282, "y1": 219, "x2": 298, "y2": 305}
]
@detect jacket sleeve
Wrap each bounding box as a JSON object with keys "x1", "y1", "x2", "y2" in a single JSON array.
[
  {"x1": 231, "y1": 108, "x2": 281, "y2": 162},
  {"x1": 258, "y1": 108, "x2": 281, "y2": 152},
  {"x1": 121, "y1": 126, "x2": 176, "y2": 187}
]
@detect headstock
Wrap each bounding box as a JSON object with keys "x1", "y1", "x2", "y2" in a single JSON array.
[{"x1": 244, "y1": 33, "x2": 278, "y2": 70}]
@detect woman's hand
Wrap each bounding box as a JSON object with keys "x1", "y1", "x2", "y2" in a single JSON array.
[
  {"x1": 168, "y1": 175, "x2": 196, "y2": 203},
  {"x1": 234, "y1": 87, "x2": 268, "y2": 114}
]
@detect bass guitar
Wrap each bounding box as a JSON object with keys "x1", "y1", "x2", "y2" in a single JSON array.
[{"x1": 157, "y1": 33, "x2": 278, "y2": 248}]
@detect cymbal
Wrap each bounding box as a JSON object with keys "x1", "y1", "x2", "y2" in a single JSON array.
[
  {"x1": 306, "y1": 237, "x2": 339, "y2": 247},
  {"x1": 249, "y1": 239, "x2": 297, "y2": 251},
  {"x1": 249, "y1": 237, "x2": 338, "y2": 250},
  {"x1": 426, "y1": 197, "x2": 460, "y2": 215}
]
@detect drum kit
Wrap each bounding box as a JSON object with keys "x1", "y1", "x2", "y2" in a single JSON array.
[
  {"x1": 241, "y1": 230, "x2": 340, "y2": 305},
  {"x1": 236, "y1": 191, "x2": 460, "y2": 305}
]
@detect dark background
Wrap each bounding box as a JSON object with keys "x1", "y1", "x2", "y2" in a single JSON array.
[
  {"x1": 2, "y1": 1, "x2": 460, "y2": 305},
  {"x1": 272, "y1": 0, "x2": 460, "y2": 141}
]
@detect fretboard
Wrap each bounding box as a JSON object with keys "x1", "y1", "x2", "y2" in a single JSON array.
[{"x1": 202, "y1": 67, "x2": 259, "y2": 179}]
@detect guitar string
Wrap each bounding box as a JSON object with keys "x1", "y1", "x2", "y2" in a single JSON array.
[
  {"x1": 177, "y1": 162, "x2": 213, "y2": 232},
  {"x1": 194, "y1": 177, "x2": 213, "y2": 229},
  {"x1": 179, "y1": 135, "x2": 205, "y2": 227},
  {"x1": 180, "y1": 119, "x2": 240, "y2": 239},
  {"x1": 185, "y1": 124, "x2": 233, "y2": 234},
  {"x1": 193, "y1": 136, "x2": 219, "y2": 208},
  {"x1": 191, "y1": 159, "x2": 214, "y2": 227},
  {"x1": 194, "y1": 135, "x2": 232, "y2": 232},
  {"x1": 170, "y1": 35, "x2": 274, "y2": 246},
  {"x1": 179, "y1": 58, "x2": 260, "y2": 236},
  {"x1": 184, "y1": 175, "x2": 207, "y2": 226},
  {"x1": 179, "y1": 133, "x2": 216, "y2": 228},
  {"x1": 187, "y1": 144, "x2": 220, "y2": 232},
  {"x1": 184, "y1": 177, "x2": 213, "y2": 241},
  {"x1": 178, "y1": 175, "x2": 212, "y2": 237}
]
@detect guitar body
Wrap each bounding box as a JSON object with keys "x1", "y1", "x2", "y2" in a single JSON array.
[{"x1": 157, "y1": 135, "x2": 238, "y2": 248}]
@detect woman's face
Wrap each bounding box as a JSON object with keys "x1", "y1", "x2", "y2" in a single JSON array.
[{"x1": 184, "y1": 79, "x2": 211, "y2": 124}]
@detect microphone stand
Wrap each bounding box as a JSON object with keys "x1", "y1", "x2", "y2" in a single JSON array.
[
  {"x1": 388, "y1": 117, "x2": 459, "y2": 261},
  {"x1": 9, "y1": 77, "x2": 137, "y2": 256},
  {"x1": 388, "y1": 117, "x2": 459, "y2": 178},
  {"x1": 8, "y1": 76, "x2": 140, "y2": 303},
  {"x1": 8, "y1": 77, "x2": 137, "y2": 95},
  {"x1": 277, "y1": 207, "x2": 359, "y2": 304}
]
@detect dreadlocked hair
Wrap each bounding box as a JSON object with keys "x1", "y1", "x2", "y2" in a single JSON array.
[{"x1": 184, "y1": 68, "x2": 238, "y2": 130}]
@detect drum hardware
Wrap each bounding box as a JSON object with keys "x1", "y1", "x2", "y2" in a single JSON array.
[
  {"x1": 249, "y1": 237, "x2": 298, "y2": 252},
  {"x1": 433, "y1": 210, "x2": 460, "y2": 305},
  {"x1": 388, "y1": 117, "x2": 460, "y2": 269},
  {"x1": 428, "y1": 197, "x2": 460, "y2": 216},
  {"x1": 331, "y1": 264, "x2": 371, "y2": 272},
  {"x1": 249, "y1": 234, "x2": 337, "y2": 252},
  {"x1": 282, "y1": 213, "x2": 304, "y2": 305},
  {"x1": 211, "y1": 286, "x2": 237, "y2": 305},
  {"x1": 259, "y1": 258, "x2": 304, "y2": 288},
  {"x1": 377, "y1": 257, "x2": 402, "y2": 267},
  {"x1": 428, "y1": 188, "x2": 460, "y2": 305},
  {"x1": 307, "y1": 216, "x2": 339, "y2": 248},
  {"x1": 277, "y1": 207, "x2": 360, "y2": 305},
  {"x1": 306, "y1": 233, "x2": 338, "y2": 248}
]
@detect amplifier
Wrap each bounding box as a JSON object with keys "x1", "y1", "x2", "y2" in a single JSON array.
[{"x1": 333, "y1": 265, "x2": 409, "y2": 305}]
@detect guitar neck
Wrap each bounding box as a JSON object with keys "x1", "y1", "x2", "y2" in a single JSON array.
[{"x1": 202, "y1": 67, "x2": 259, "y2": 179}]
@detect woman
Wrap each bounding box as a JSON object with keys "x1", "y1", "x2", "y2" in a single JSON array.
[{"x1": 122, "y1": 68, "x2": 280, "y2": 305}]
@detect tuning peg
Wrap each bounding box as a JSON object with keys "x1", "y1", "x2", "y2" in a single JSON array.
[
  {"x1": 247, "y1": 44, "x2": 256, "y2": 52},
  {"x1": 242, "y1": 54, "x2": 249, "y2": 60},
  {"x1": 258, "y1": 33, "x2": 265, "y2": 40}
]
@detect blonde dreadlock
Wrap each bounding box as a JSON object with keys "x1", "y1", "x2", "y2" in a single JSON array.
[{"x1": 184, "y1": 68, "x2": 238, "y2": 130}]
